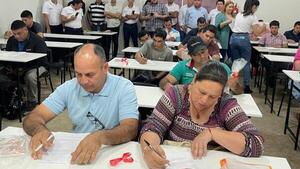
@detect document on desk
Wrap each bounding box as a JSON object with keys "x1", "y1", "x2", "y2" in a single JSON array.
[
  {"x1": 38, "y1": 132, "x2": 88, "y2": 164},
  {"x1": 164, "y1": 145, "x2": 209, "y2": 169}
]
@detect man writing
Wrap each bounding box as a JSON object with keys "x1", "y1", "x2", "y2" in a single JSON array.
[{"x1": 23, "y1": 44, "x2": 139, "y2": 164}]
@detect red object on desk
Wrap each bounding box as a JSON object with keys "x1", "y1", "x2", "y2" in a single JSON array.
[
  {"x1": 121, "y1": 58, "x2": 128, "y2": 65},
  {"x1": 109, "y1": 152, "x2": 134, "y2": 167}
]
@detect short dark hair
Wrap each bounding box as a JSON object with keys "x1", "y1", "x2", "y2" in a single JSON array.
[
  {"x1": 138, "y1": 30, "x2": 149, "y2": 39},
  {"x1": 195, "y1": 61, "x2": 228, "y2": 87},
  {"x1": 20, "y1": 10, "x2": 33, "y2": 18},
  {"x1": 71, "y1": 0, "x2": 83, "y2": 5},
  {"x1": 197, "y1": 17, "x2": 207, "y2": 24},
  {"x1": 269, "y1": 20, "x2": 280, "y2": 27},
  {"x1": 154, "y1": 28, "x2": 167, "y2": 40},
  {"x1": 164, "y1": 17, "x2": 172, "y2": 23},
  {"x1": 294, "y1": 21, "x2": 300, "y2": 27},
  {"x1": 199, "y1": 25, "x2": 217, "y2": 35},
  {"x1": 216, "y1": 0, "x2": 225, "y2": 4},
  {"x1": 243, "y1": 0, "x2": 260, "y2": 16},
  {"x1": 11, "y1": 20, "x2": 27, "y2": 30}
]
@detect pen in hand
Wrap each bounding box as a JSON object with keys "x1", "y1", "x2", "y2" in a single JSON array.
[
  {"x1": 34, "y1": 134, "x2": 55, "y2": 152},
  {"x1": 144, "y1": 139, "x2": 164, "y2": 159}
]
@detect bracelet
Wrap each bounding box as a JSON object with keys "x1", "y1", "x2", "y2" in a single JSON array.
[{"x1": 208, "y1": 128, "x2": 214, "y2": 140}]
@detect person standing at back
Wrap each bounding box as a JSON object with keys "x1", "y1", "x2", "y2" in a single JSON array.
[
  {"x1": 184, "y1": 0, "x2": 208, "y2": 33},
  {"x1": 87, "y1": 0, "x2": 106, "y2": 31},
  {"x1": 104, "y1": 0, "x2": 122, "y2": 60},
  {"x1": 208, "y1": 0, "x2": 224, "y2": 26},
  {"x1": 122, "y1": 0, "x2": 140, "y2": 58},
  {"x1": 61, "y1": 0, "x2": 84, "y2": 35},
  {"x1": 230, "y1": 0, "x2": 260, "y2": 93},
  {"x1": 42, "y1": 0, "x2": 63, "y2": 33}
]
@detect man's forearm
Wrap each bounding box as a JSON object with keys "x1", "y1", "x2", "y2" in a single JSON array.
[
  {"x1": 94, "y1": 120, "x2": 138, "y2": 145},
  {"x1": 23, "y1": 114, "x2": 49, "y2": 137}
]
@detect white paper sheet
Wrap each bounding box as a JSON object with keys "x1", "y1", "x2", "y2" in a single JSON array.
[
  {"x1": 164, "y1": 146, "x2": 209, "y2": 169},
  {"x1": 37, "y1": 132, "x2": 88, "y2": 164}
]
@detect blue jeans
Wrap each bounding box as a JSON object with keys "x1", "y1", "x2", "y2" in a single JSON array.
[
  {"x1": 230, "y1": 33, "x2": 251, "y2": 87},
  {"x1": 123, "y1": 23, "x2": 138, "y2": 57}
]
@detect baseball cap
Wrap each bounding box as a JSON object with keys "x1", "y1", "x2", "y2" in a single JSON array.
[{"x1": 187, "y1": 36, "x2": 207, "y2": 56}]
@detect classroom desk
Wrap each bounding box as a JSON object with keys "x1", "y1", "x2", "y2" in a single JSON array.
[
  {"x1": 134, "y1": 85, "x2": 262, "y2": 118},
  {"x1": 84, "y1": 30, "x2": 118, "y2": 36},
  {"x1": 109, "y1": 58, "x2": 177, "y2": 72},
  {"x1": 253, "y1": 46, "x2": 297, "y2": 55},
  {"x1": 165, "y1": 41, "x2": 181, "y2": 47},
  {"x1": 261, "y1": 54, "x2": 294, "y2": 113},
  {"x1": 44, "y1": 33, "x2": 102, "y2": 41},
  {"x1": 251, "y1": 40, "x2": 299, "y2": 48},
  {"x1": 0, "y1": 51, "x2": 46, "y2": 124},
  {"x1": 282, "y1": 70, "x2": 300, "y2": 150},
  {"x1": 121, "y1": 47, "x2": 178, "y2": 56},
  {"x1": 0, "y1": 127, "x2": 291, "y2": 169},
  {"x1": 0, "y1": 38, "x2": 83, "y2": 49}
]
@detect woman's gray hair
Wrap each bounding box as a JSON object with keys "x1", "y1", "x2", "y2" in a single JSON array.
[
  {"x1": 195, "y1": 61, "x2": 228, "y2": 87},
  {"x1": 74, "y1": 44, "x2": 106, "y2": 61}
]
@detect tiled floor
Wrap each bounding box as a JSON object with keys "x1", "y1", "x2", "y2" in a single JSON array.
[{"x1": 1, "y1": 69, "x2": 299, "y2": 169}]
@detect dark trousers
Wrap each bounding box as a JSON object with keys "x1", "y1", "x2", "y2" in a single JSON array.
[
  {"x1": 50, "y1": 24, "x2": 63, "y2": 34},
  {"x1": 123, "y1": 23, "x2": 138, "y2": 58},
  {"x1": 105, "y1": 26, "x2": 120, "y2": 60},
  {"x1": 64, "y1": 27, "x2": 83, "y2": 35}
]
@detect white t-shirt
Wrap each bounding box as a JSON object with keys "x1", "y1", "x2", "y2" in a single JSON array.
[
  {"x1": 61, "y1": 6, "x2": 83, "y2": 29},
  {"x1": 42, "y1": 0, "x2": 63, "y2": 26},
  {"x1": 122, "y1": 5, "x2": 140, "y2": 24},
  {"x1": 232, "y1": 12, "x2": 258, "y2": 33},
  {"x1": 208, "y1": 8, "x2": 221, "y2": 25},
  {"x1": 178, "y1": 4, "x2": 188, "y2": 26},
  {"x1": 166, "y1": 3, "x2": 180, "y2": 25},
  {"x1": 105, "y1": 3, "x2": 122, "y2": 28}
]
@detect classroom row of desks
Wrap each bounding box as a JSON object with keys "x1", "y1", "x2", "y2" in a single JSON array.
[
  {"x1": 251, "y1": 40, "x2": 299, "y2": 48},
  {"x1": 0, "y1": 127, "x2": 291, "y2": 169}
]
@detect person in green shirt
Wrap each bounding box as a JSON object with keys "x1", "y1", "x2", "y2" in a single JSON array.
[
  {"x1": 159, "y1": 36, "x2": 243, "y2": 94},
  {"x1": 215, "y1": 0, "x2": 235, "y2": 61}
]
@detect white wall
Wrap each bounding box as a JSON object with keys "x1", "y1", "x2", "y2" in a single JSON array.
[{"x1": 234, "y1": 0, "x2": 299, "y2": 33}]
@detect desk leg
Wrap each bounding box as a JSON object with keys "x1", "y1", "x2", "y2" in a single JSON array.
[
  {"x1": 37, "y1": 66, "x2": 40, "y2": 104},
  {"x1": 285, "y1": 80, "x2": 293, "y2": 134},
  {"x1": 259, "y1": 65, "x2": 264, "y2": 93},
  {"x1": 16, "y1": 65, "x2": 22, "y2": 122},
  {"x1": 271, "y1": 72, "x2": 277, "y2": 113}
]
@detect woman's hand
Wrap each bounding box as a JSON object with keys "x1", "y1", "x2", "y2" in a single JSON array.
[
  {"x1": 191, "y1": 128, "x2": 213, "y2": 159},
  {"x1": 143, "y1": 145, "x2": 169, "y2": 169}
]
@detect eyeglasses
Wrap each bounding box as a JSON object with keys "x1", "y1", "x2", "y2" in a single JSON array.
[{"x1": 86, "y1": 112, "x2": 105, "y2": 130}]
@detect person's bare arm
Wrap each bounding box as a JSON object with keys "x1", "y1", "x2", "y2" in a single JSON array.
[
  {"x1": 61, "y1": 15, "x2": 76, "y2": 24},
  {"x1": 159, "y1": 74, "x2": 178, "y2": 90},
  {"x1": 135, "y1": 52, "x2": 147, "y2": 64},
  {"x1": 43, "y1": 14, "x2": 51, "y2": 33},
  {"x1": 71, "y1": 118, "x2": 138, "y2": 164},
  {"x1": 23, "y1": 104, "x2": 57, "y2": 159}
]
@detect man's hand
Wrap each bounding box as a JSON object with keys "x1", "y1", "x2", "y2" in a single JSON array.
[
  {"x1": 71, "y1": 132, "x2": 102, "y2": 165},
  {"x1": 30, "y1": 129, "x2": 53, "y2": 160},
  {"x1": 191, "y1": 128, "x2": 212, "y2": 159},
  {"x1": 137, "y1": 57, "x2": 148, "y2": 64}
]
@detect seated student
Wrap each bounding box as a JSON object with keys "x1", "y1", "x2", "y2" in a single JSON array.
[
  {"x1": 177, "y1": 25, "x2": 221, "y2": 61},
  {"x1": 164, "y1": 17, "x2": 180, "y2": 42},
  {"x1": 259, "y1": 20, "x2": 288, "y2": 48},
  {"x1": 23, "y1": 44, "x2": 139, "y2": 165},
  {"x1": 284, "y1": 21, "x2": 300, "y2": 43},
  {"x1": 140, "y1": 61, "x2": 264, "y2": 168},
  {"x1": 178, "y1": 17, "x2": 207, "y2": 49},
  {"x1": 138, "y1": 30, "x2": 151, "y2": 46},
  {"x1": 21, "y1": 10, "x2": 44, "y2": 38},
  {"x1": 160, "y1": 37, "x2": 243, "y2": 94},
  {"x1": 291, "y1": 47, "x2": 300, "y2": 101},
  {"x1": 5, "y1": 20, "x2": 47, "y2": 110},
  {"x1": 134, "y1": 28, "x2": 173, "y2": 85}
]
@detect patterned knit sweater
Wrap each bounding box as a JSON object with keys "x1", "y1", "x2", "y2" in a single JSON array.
[{"x1": 140, "y1": 85, "x2": 264, "y2": 157}]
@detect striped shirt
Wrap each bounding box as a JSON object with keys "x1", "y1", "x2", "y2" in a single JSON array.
[
  {"x1": 140, "y1": 85, "x2": 264, "y2": 157},
  {"x1": 259, "y1": 32, "x2": 288, "y2": 48},
  {"x1": 88, "y1": 2, "x2": 105, "y2": 25}
]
